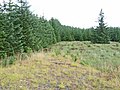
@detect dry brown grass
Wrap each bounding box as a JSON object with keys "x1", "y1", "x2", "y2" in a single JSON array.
[
  {"x1": 0, "y1": 51, "x2": 119, "y2": 90},
  {"x1": 0, "y1": 41, "x2": 120, "y2": 90}
]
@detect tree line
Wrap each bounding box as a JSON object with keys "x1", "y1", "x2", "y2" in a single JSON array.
[{"x1": 0, "y1": 0, "x2": 120, "y2": 61}]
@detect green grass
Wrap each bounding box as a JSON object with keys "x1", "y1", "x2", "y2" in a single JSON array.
[
  {"x1": 51, "y1": 41, "x2": 120, "y2": 72},
  {"x1": 0, "y1": 41, "x2": 120, "y2": 90}
]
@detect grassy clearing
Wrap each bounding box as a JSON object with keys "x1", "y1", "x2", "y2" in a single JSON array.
[
  {"x1": 51, "y1": 41, "x2": 120, "y2": 72},
  {"x1": 0, "y1": 41, "x2": 120, "y2": 90}
]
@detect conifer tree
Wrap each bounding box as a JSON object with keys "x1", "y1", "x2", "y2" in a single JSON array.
[
  {"x1": 0, "y1": 0, "x2": 16, "y2": 57},
  {"x1": 17, "y1": 0, "x2": 35, "y2": 52},
  {"x1": 6, "y1": 0, "x2": 24, "y2": 54},
  {"x1": 39, "y1": 17, "x2": 56, "y2": 48},
  {"x1": 91, "y1": 9, "x2": 110, "y2": 44},
  {"x1": 49, "y1": 18, "x2": 62, "y2": 42}
]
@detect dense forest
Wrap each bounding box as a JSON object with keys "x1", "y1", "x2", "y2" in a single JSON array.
[{"x1": 0, "y1": 0, "x2": 120, "y2": 63}]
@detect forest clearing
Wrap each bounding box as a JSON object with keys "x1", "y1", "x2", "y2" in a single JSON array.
[
  {"x1": 0, "y1": 0, "x2": 120, "y2": 90},
  {"x1": 0, "y1": 41, "x2": 120, "y2": 90}
]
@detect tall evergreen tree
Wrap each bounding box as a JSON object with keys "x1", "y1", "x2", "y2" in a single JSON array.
[
  {"x1": 17, "y1": 0, "x2": 35, "y2": 52},
  {"x1": 49, "y1": 18, "x2": 62, "y2": 42},
  {"x1": 0, "y1": 0, "x2": 21, "y2": 57},
  {"x1": 39, "y1": 17, "x2": 56, "y2": 48},
  {"x1": 91, "y1": 9, "x2": 110, "y2": 44}
]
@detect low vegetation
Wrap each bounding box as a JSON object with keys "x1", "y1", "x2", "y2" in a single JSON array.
[{"x1": 0, "y1": 41, "x2": 120, "y2": 90}]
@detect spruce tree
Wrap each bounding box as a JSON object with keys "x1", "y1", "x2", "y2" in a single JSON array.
[
  {"x1": 91, "y1": 9, "x2": 110, "y2": 44},
  {"x1": 0, "y1": 0, "x2": 15, "y2": 57},
  {"x1": 39, "y1": 17, "x2": 56, "y2": 48},
  {"x1": 17, "y1": 0, "x2": 35, "y2": 52},
  {"x1": 49, "y1": 18, "x2": 62, "y2": 42}
]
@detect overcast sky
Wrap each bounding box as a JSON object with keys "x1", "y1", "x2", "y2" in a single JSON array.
[
  {"x1": 1, "y1": 0, "x2": 120, "y2": 28},
  {"x1": 29, "y1": 0, "x2": 120, "y2": 28}
]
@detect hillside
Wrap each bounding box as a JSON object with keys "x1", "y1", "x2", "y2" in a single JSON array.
[{"x1": 0, "y1": 41, "x2": 120, "y2": 90}]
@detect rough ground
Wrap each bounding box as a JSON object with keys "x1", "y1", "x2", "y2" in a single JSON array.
[{"x1": 0, "y1": 41, "x2": 120, "y2": 90}]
